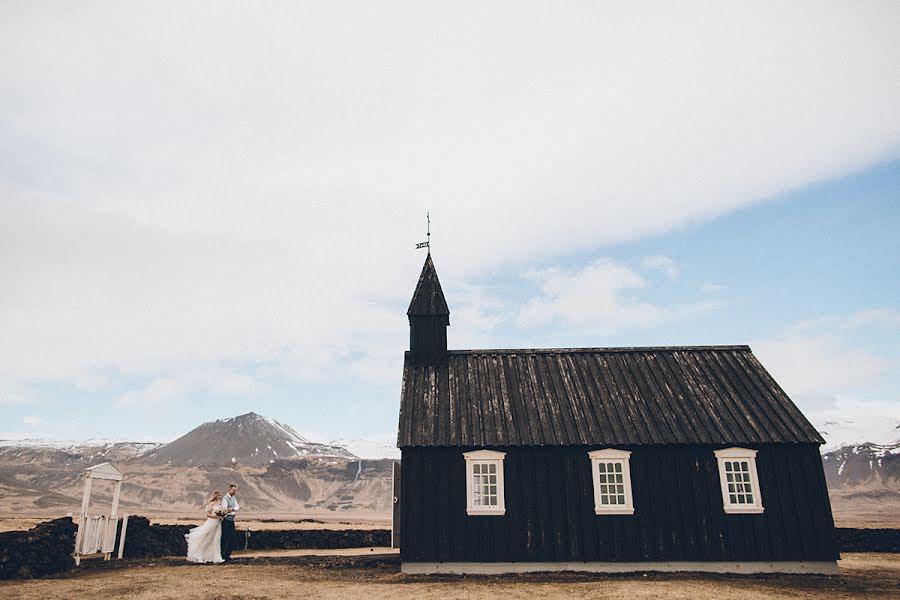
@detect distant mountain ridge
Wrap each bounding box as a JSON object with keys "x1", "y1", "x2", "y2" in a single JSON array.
[
  {"x1": 138, "y1": 412, "x2": 357, "y2": 467},
  {"x1": 821, "y1": 440, "x2": 900, "y2": 525},
  {"x1": 822, "y1": 441, "x2": 899, "y2": 488},
  {"x1": 0, "y1": 413, "x2": 389, "y2": 518}
]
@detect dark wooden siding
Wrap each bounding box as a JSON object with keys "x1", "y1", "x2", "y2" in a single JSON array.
[
  {"x1": 400, "y1": 444, "x2": 838, "y2": 563},
  {"x1": 398, "y1": 348, "x2": 825, "y2": 447},
  {"x1": 408, "y1": 315, "x2": 449, "y2": 366}
]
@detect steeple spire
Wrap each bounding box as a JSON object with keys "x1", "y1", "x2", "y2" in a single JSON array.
[
  {"x1": 407, "y1": 254, "x2": 449, "y2": 317},
  {"x1": 407, "y1": 253, "x2": 449, "y2": 365}
]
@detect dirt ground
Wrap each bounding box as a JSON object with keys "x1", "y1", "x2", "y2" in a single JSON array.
[
  {"x1": 237, "y1": 547, "x2": 398, "y2": 558},
  {"x1": 1, "y1": 552, "x2": 898, "y2": 600}
]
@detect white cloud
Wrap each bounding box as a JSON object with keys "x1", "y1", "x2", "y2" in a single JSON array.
[
  {"x1": 210, "y1": 372, "x2": 259, "y2": 397},
  {"x1": 0, "y1": 2, "x2": 898, "y2": 407},
  {"x1": 22, "y1": 415, "x2": 43, "y2": 426},
  {"x1": 519, "y1": 259, "x2": 660, "y2": 332},
  {"x1": 753, "y1": 321, "x2": 899, "y2": 446},
  {"x1": 347, "y1": 350, "x2": 404, "y2": 386},
  {"x1": 115, "y1": 378, "x2": 183, "y2": 408},
  {"x1": 447, "y1": 282, "x2": 506, "y2": 349},
  {"x1": 517, "y1": 258, "x2": 710, "y2": 335},
  {"x1": 809, "y1": 396, "x2": 900, "y2": 451},
  {"x1": 112, "y1": 368, "x2": 269, "y2": 409},
  {"x1": 701, "y1": 282, "x2": 723, "y2": 293},
  {"x1": 641, "y1": 256, "x2": 680, "y2": 281},
  {"x1": 754, "y1": 329, "x2": 892, "y2": 400},
  {"x1": 847, "y1": 308, "x2": 900, "y2": 329}
]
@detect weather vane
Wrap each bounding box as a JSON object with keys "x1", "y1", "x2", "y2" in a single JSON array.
[{"x1": 415, "y1": 212, "x2": 431, "y2": 253}]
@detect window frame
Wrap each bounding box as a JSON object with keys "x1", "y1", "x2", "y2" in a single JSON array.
[
  {"x1": 588, "y1": 449, "x2": 635, "y2": 515},
  {"x1": 463, "y1": 449, "x2": 506, "y2": 516},
  {"x1": 714, "y1": 447, "x2": 764, "y2": 514}
]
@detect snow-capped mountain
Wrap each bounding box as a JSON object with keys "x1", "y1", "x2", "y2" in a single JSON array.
[
  {"x1": 0, "y1": 413, "x2": 390, "y2": 518},
  {"x1": 823, "y1": 441, "x2": 900, "y2": 487},
  {"x1": 0, "y1": 440, "x2": 162, "y2": 466},
  {"x1": 820, "y1": 439, "x2": 900, "y2": 525},
  {"x1": 816, "y1": 417, "x2": 900, "y2": 453},
  {"x1": 137, "y1": 412, "x2": 357, "y2": 467}
]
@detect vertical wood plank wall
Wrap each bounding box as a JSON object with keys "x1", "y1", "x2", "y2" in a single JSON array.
[{"x1": 399, "y1": 444, "x2": 838, "y2": 562}]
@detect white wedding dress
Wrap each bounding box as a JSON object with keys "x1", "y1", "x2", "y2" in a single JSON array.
[{"x1": 185, "y1": 504, "x2": 223, "y2": 564}]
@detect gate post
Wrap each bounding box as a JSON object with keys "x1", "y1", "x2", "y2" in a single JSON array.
[{"x1": 391, "y1": 461, "x2": 401, "y2": 549}]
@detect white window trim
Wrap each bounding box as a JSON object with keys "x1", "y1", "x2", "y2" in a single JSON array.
[
  {"x1": 714, "y1": 447, "x2": 764, "y2": 514},
  {"x1": 464, "y1": 450, "x2": 506, "y2": 516},
  {"x1": 588, "y1": 449, "x2": 634, "y2": 515}
]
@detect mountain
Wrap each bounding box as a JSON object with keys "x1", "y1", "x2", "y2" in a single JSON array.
[
  {"x1": 823, "y1": 442, "x2": 900, "y2": 487},
  {"x1": 139, "y1": 412, "x2": 356, "y2": 467},
  {"x1": 0, "y1": 440, "x2": 162, "y2": 466},
  {"x1": 816, "y1": 417, "x2": 900, "y2": 454},
  {"x1": 0, "y1": 413, "x2": 392, "y2": 520},
  {"x1": 821, "y1": 441, "x2": 900, "y2": 524}
]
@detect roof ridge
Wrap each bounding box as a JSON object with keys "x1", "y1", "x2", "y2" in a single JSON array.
[{"x1": 441, "y1": 345, "x2": 752, "y2": 354}]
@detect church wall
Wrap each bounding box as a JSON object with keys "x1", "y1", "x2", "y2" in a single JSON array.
[{"x1": 399, "y1": 444, "x2": 838, "y2": 563}]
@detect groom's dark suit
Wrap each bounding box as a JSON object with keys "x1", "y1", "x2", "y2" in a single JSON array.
[{"x1": 221, "y1": 492, "x2": 239, "y2": 560}]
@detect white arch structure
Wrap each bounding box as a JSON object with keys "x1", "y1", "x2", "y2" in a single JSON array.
[{"x1": 74, "y1": 462, "x2": 127, "y2": 565}]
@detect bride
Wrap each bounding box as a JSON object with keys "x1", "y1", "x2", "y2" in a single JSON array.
[{"x1": 185, "y1": 490, "x2": 225, "y2": 564}]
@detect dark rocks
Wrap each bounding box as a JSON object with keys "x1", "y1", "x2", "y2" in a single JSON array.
[
  {"x1": 114, "y1": 516, "x2": 190, "y2": 558},
  {"x1": 0, "y1": 517, "x2": 76, "y2": 580},
  {"x1": 243, "y1": 528, "x2": 390, "y2": 550},
  {"x1": 112, "y1": 516, "x2": 390, "y2": 556},
  {"x1": 836, "y1": 528, "x2": 900, "y2": 553}
]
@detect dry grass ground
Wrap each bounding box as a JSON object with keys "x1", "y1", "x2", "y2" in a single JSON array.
[
  {"x1": 0, "y1": 515, "x2": 388, "y2": 533},
  {"x1": 1, "y1": 553, "x2": 897, "y2": 600}
]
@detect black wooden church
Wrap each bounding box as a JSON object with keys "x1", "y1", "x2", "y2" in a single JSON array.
[{"x1": 396, "y1": 254, "x2": 838, "y2": 574}]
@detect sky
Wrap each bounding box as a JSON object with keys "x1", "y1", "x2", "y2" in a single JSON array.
[{"x1": 1, "y1": 2, "x2": 899, "y2": 458}]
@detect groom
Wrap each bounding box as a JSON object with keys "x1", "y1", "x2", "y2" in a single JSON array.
[{"x1": 220, "y1": 483, "x2": 240, "y2": 561}]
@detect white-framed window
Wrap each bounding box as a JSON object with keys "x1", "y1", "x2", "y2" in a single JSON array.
[
  {"x1": 714, "y1": 447, "x2": 764, "y2": 514},
  {"x1": 588, "y1": 449, "x2": 634, "y2": 515},
  {"x1": 464, "y1": 450, "x2": 506, "y2": 516}
]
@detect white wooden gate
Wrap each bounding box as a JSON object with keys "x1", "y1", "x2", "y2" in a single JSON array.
[{"x1": 76, "y1": 515, "x2": 119, "y2": 556}]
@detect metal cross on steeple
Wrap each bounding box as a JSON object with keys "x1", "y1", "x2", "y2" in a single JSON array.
[{"x1": 415, "y1": 212, "x2": 431, "y2": 253}]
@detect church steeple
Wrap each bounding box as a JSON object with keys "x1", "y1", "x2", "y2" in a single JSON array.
[{"x1": 407, "y1": 254, "x2": 449, "y2": 365}]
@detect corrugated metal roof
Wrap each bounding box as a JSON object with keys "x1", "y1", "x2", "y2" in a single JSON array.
[
  {"x1": 398, "y1": 346, "x2": 824, "y2": 447},
  {"x1": 407, "y1": 254, "x2": 450, "y2": 317}
]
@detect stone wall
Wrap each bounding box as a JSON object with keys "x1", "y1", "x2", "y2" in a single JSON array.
[
  {"x1": 114, "y1": 516, "x2": 191, "y2": 558},
  {"x1": 243, "y1": 528, "x2": 390, "y2": 550},
  {"x1": 0, "y1": 517, "x2": 76, "y2": 580},
  {"x1": 835, "y1": 528, "x2": 900, "y2": 553}
]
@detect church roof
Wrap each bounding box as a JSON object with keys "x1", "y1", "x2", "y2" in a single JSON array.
[
  {"x1": 398, "y1": 346, "x2": 824, "y2": 447},
  {"x1": 407, "y1": 254, "x2": 450, "y2": 317}
]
